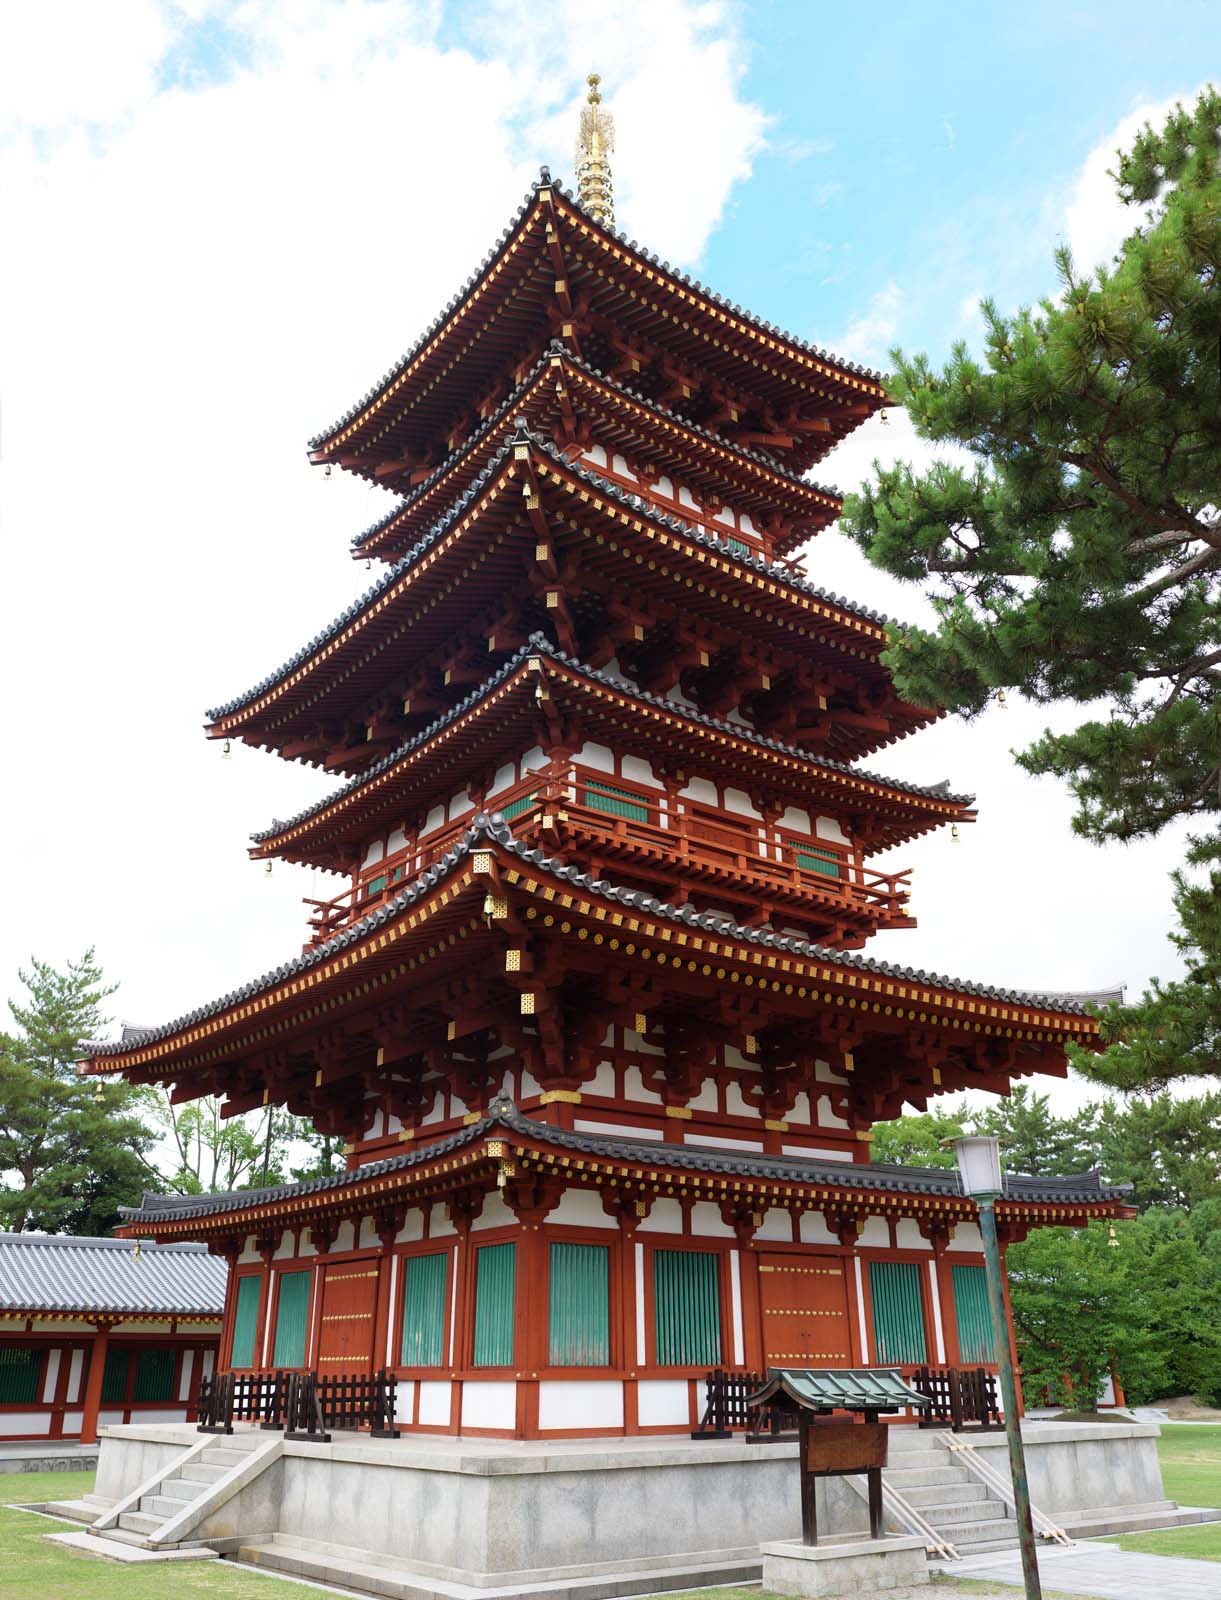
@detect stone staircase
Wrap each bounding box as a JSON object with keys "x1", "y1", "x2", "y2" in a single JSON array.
[{"x1": 882, "y1": 1432, "x2": 1018, "y2": 1556}]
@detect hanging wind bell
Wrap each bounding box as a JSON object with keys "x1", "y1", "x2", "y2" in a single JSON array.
[
  {"x1": 264, "y1": 861, "x2": 273, "y2": 878},
  {"x1": 951, "y1": 824, "x2": 960, "y2": 843},
  {"x1": 997, "y1": 689, "x2": 1008, "y2": 709},
  {"x1": 222, "y1": 739, "x2": 232, "y2": 760}
]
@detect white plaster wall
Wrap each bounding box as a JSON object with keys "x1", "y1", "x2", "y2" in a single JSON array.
[
  {"x1": 788, "y1": 1091, "x2": 812, "y2": 1125},
  {"x1": 418, "y1": 1381, "x2": 451, "y2": 1427},
  {"x1": 395, "y1": 1380, "x2": 417, "y2": 1424},
  {"x1": 489, "y1": 762, "x2": 515, "y2": 797},
  {"x1": 363, "y1": 838, "x2": 384, "y2": 866},
  {"x1": 66, "y1": 1350, "x2": 84, "y2": 1401},
  {"x1": 814, "y1": 1059, "x2": 849, "y2": 1084},
  {"x1": 297, "y1": 1236, "x2": 317, "y2": 1258},
  {"x1": 686, "y1": 1133, "x2": 765, "y2": 1153},
  {"x1": 334, "y1": 1221, "x2": 356, "y2": 1253},
  {"x1": 857, "y1": 1218, "x2": 890, "y2": 1248},
  {"x1": 573, "y1": 1119, "x2": 663, "y2": 1141},
  {"x1": 621, "y1": 755, "x2": 659, "y2": 787},
  {"x1": 587, "y1": 1060, "x2": 616, "y2": 1097},
  {"x1": 238, "y1": 1235, "x2": 260, "y2": 1265},
  {"x1": 41, "y1": 1349, "x2": 61, "y2": 1403},
  {"x1": 0, "y1": 1414, "x2": 51, "y2": 1435},
  {"x1": 690, "y1": 1202, "x2": 733, "y2": 1238},
  {"x1": 471, "y1": 1191, "x2": 515, "y2": 1232},
  {"x1": 778, "y1": 806, "x2": 811, "y2": 832},
  {"x1": 679, "y1": 777, "x2": 717, "y2": 805},
  {"x1": 686, "y1": 1080, "x2": 718, "y2": 1112},
  {"x1": 638, "y1": 1199, "x2": 684, "y2": 1234},
  {"x1": 201, "y1": 1349, "x2": 215, "y2": 1380},
  {"x1": 387, "y1": 827, "x2": 408, "y2": 854},
  {"x1": 539, "y1": 1382, "x2": 623, "y2": 1431},
  {"x1": 816, "y1": 816, "x2": 848, "y2": 844},
  {"x1": 431, "y1": 1208, "x2": 457, "y2": 1239},
  {"x1": 722, "y1": 787, "x2": 761, "y2": 818},
  {"x1": 274, "y1": 1229, "x2": 296, "y2": 1260},
  {"x1": 799, "y1": 1212, "x2": 838, "y2": 1245},
  {"x1": 461, "y1": 1381, "x2": 516, "y2": 1431},
  {"x1": 783, "y1": 1145, "x2": 852, "y2": 1163},
  {"x1": 548, "y1": 1190, "x2": 616, "y2": 1229},
  {"x1": 816, "y1": 1094, "x2": 850, "y2": 1129},
  {"x1": 895, "y1": 1220, "x2": 932, "y2": 1250},
  {"x1": 948, "y1": 1222, "x2": 984, "y2": 1252},
  {"x1": 396, "y1": 1211, "x2": 426, "y2": 1243},
  {"x1": 521, "y1": 746, "x2": 548, "y2": 773},
  {"x1": 755, "y1": 1209, "x2": 793, "y2": 1242},
  {"x1": 577, "y1": 741, "x2": 614, "y2": 772},
  {"x1": 520, "y1": 1068, "x2": 543, "y2": 1098},
  {"x1": 449, "y1": 790, "x2": 474, "y2": 820},
  {"x1": 423, "y1": 803, "x2": 445, "y2": 834},
  {"x1": 636, "y1": 1380, "x2": 690, "y2": 1427},
  {"x1": 178, "y1": 1350, "x2": 194, "y2": 1402}
]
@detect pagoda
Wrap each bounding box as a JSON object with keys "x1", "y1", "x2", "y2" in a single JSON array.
[{"x1": 88, "y1": 82, "x2": 1129, "y2": 1441}]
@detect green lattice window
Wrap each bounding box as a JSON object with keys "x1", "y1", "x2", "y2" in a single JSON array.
[
  {"x1": 653, "y1": 1249, "x2": 722, "y2": 1367},
  {"x1": 101, "y1": 1348, "x2": 129, "y2": 1403},
  {"x1": 726, "y1": 536, "x2": 750, "y2": 556},
  {"x1": 869, "y1": 1261, "x2": 927, "y2": 1365},
  {"x1": 133, "y1": 1348, "x2": 177, "y2": 1402},
  {"x1": 472, "y1": 1243, "x2": 516, "y2": 1367},
  {"x1": 229, "y1": 1273, "x2": 261, "y2": 1369},
  {"x1": 499, "y1": 789, "x2": 539, "y2": 822},
  {"x1": 391, "y1": 864, "x2": 404, "y2": 883},
  {"x1": 365, "y1": 873, "x2": 387, "y2": 896},
  {"x1": 401, "y1": 1252, "x2": 448, "y2": 1367},
  {"x1": 271, "y1": 1270, "x2": 312, "y2": 1368},
  {"x1": 0, "y1": 1347, "x2": 41, "y2": 1404},
  {"x1": 549, "y1": 1242, "x2": 610, "y2": 1366},
  {"x1": 581, "y1": 778, "x2": 650, "y2": 824},
  {"x1": 952, "y1": 1265, "x2": 995, "y2": 1364},
  {"x1": 794, "y1": 845, "x2": 842, "y2": 879}
]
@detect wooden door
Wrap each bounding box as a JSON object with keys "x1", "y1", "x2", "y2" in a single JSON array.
[
  {"x1": 315, "y1": 1260, "x2": 380, "y2": 1373},
  {"x1": 758, "y1": 1252, "x2": 853, "y2": 1367}
]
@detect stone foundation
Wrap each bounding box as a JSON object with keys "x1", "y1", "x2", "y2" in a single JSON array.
[
  {"x1": 87, "y1": 1418, "x2": 1168, "y2": 1588},
  {"x1": 762, "y1": 1534, "x2": 928, "y2": 1596}
]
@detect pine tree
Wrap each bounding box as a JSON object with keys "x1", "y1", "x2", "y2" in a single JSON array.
[
  {"x1": 0, "y1": 952, "x2": 159, "y2": 1233},
  {"x1": 841, "y1": 89, "x2": 1221, "y2": 1088},
  {"x1": 1096, "y1": 1092, "x2": 1221, "y2": 1208}
]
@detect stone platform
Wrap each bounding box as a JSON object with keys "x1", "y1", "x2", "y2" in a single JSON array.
[{"x1": 38, "y1": 1417, "x2": 1196, "y2": 1600}]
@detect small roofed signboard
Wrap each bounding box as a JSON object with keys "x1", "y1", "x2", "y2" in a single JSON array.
[{"x1": 747, "y1": 1368, "x2": 929, "y2": 1545}]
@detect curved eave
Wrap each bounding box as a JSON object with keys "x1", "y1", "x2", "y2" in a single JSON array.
[
  {"x1": 309, "y1": 178, "x2": 887, "y2": 472},
  {"x1": 249, "y1": 639, "x2": 974, "y2": 866},
  {"x1": 112, "y1": 1100, "x2": 1130, "y2": 1242},
  {"x1": 0, "y1": 1306, "x2": 222, "y2": 1323},
  {"x1": 354, "y1": 349, "x2": 842, "y2": 560},
  {"x1": 206, "y1": 432, "x2": 908, "y2": 747},
  {"x1": 82, "y1": 817, "x2": 1098, "y2": 1081}
]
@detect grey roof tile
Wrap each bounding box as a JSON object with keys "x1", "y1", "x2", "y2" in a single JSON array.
[
  {"x1": 117, "y1": 1097, "x2": 1128, "y2": 1228},
  {"x1": 248, "y1": 633, "x2": 972, "y2": 846},
  {"x1": 0, "y1": 1232, "x2": 226, "y2": 1317}
]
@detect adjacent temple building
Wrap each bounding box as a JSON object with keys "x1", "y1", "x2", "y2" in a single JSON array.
[{"x1": 87, "y1": 84, "x2": 1128, "y2": 1440}]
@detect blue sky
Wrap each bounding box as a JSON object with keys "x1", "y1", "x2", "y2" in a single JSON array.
[
  {"x1": 704, "y1": 1, "x2": 1219, "y2": 366},
  {"x1": 0, "y1": 1, "x2": 1212, "y2": 1108}
]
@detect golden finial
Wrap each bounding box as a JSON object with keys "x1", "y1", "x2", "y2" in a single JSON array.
[{"x1": 576, "y1": 73, "x2": 615, "y2": 228}]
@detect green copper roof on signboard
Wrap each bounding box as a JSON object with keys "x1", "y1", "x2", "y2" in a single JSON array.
[{"x1": 747, "y1": 1367, "x2": 930, "y2": 1413}]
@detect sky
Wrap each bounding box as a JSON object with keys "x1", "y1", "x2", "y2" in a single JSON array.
[{"x1": 1, "y1": 0, "x2": 1215, "y2": 1119}]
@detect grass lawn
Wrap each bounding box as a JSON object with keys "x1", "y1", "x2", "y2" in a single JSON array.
[
  {"x1": 1095, "y1": 1422, "x2": 1221, "y2": 1563},
  {"x1": 0, "y1": 1470, "x2": 309, "y2": 1600}
]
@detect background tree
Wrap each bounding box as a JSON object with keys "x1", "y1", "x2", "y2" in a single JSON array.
[
  {"x1": 1096, "y1": 1091, "x2": 1221, "y2": 1208},
  {"x1": 841, "y1": 89, "x2": 1221, "y2": 1088},
  {"x1": 143, "y1": 1089, "x2": 303, "y2": 1194},
  {"x1": 0, "y1": 952, "x2": 159, "y2": 1233},
  {"x1": 976, "y1": 1086, "x2": 1100, "y2": 1176}
]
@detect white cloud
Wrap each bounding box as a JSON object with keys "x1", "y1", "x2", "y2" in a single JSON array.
[
  {"x1": 1062, "y1": 88, "x2": 1206, "y2": 273},
  {"x1": 836, "y1": 280, "x2": 902, "y2": 373},
  {"x1": 0, "y1": 0, "x2": 765, "y2": 1032}
]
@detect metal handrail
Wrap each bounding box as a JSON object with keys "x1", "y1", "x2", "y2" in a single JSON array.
[
  {"x1": 939, "y1": 1431, "x2": 1071, "y2": 1544},
  {"x1": 845, "y1": 1470, "x2": 960, "y2": 1561}
]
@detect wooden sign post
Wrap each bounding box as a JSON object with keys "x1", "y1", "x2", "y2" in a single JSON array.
[{"x1": 798, "y1": 1410, "x2": 888, "y2": 1544}]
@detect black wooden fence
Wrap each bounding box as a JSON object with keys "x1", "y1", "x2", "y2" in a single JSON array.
[
  {"x1": 909, "y1": 1365, "x2": 1003, "y2": 1431},
  {"x1": 196, "y1": 1369, "x2": 400, "y2": 1442},
  {"x1": 693, "y1": 1365, "x2": 1003, "y2": 1438}
]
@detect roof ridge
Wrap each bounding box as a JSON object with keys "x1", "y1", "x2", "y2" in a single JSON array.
[
  {"x1": 350, "y1": 344, "x2": 841, "y2": 551},
  {"x1": 249, "y1": 634, "x2": 971, "y2": 847},
  {"x1": 310, "y1": 170, "x2": 885, "y2": 454},
  {"x1": 208, "y1": 428, "x2": 898, "y2": 727},
  {"x1": 116, "y1": 1095, "x2": 1129, "y2": 1227},
  {"x1": 87, "y1": 814, "x2": 1092, "y2": 1064}
]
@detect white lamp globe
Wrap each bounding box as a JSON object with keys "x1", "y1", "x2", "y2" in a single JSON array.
[{"x1": 952, "y1": 1133, "x2": 1004, "y2": 1198}]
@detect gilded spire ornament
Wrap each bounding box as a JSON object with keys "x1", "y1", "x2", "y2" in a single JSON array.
[{"x1": 576, "y1": 73, "x2": 615, "y2": 227}]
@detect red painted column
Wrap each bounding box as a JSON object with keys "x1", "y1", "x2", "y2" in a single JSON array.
[{"x1": 79, "y1": 1323, "x2": 111, "y2": 1445}]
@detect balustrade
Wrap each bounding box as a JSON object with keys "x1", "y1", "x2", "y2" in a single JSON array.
[{"x1": 302, "y1": 765, "x2": 912, "y2": 947}]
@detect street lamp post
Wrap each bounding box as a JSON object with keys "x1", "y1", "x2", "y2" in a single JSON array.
[{"x1": 952, "y1": 1134, "x2": 1042, "y2": 1600}]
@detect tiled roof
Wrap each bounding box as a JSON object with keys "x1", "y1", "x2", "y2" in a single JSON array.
[
  {"x1": 117, "y1": 1097, "x2": 1129, "y2": 1227},
  {"x1": 248, "y1": 635, "x2": 972, "y2": 848},
  {"x1": 85, "y1": 816, "x2": 1093, "y2": 1069},
  {"x1": 206, "y1": 426, "x2": 893, "y2": 726},
  {"x1": 0, "y1": 1232, "x2": 226, "y2": 1317},
  {"x1": 310, "y1": 171, "x2": 884, "y2": 452},
  {"x1": 351, "y1": 343, "x2": 841, "y2": 551}
]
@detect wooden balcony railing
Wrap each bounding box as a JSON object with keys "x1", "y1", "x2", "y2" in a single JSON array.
[{"x1": 302, "y1": 768, "x2": 912, "y2": 947}]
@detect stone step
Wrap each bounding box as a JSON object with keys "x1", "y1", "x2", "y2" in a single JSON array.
[
  {"x1": 161, "y1": 1476, "x2": 213, "y2": 1499},
  {"x1": 881, "y1": 1450, "x2": 951, "y2": 1471},
  {"x1": 898, "y1": 1481, "x2": 991, "y2": 1508},
  {"x1": 909, "y1": 1499, "x2": 1003, "y2": 1526},
  {"x1": 139, "y1": 1493, "x2": 194, "y2": 1520},
  {"x1": 117, "y1": 1511, "x2": 167, "y2": 1536},
  {"x1": 184, "y1": 1461, "x2": 232, "y2": 1484},
  {"x1": 236, "y1": 1536, "x2": 765, "y2": 1600},
  {"x1": 884, "y1": 1465, "x2": 971, "y2": 1489},
  {"x1": 921, "y1": 1515, "x2": 1017, "y2": 1547}
]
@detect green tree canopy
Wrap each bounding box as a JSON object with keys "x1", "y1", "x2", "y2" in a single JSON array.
[
  {"x1": 842, "y1": 89, "x2": 1221, "y2": 1088},
  {"x1": 0, "y1": 952, "x2": 160, "y2": 1234}
]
